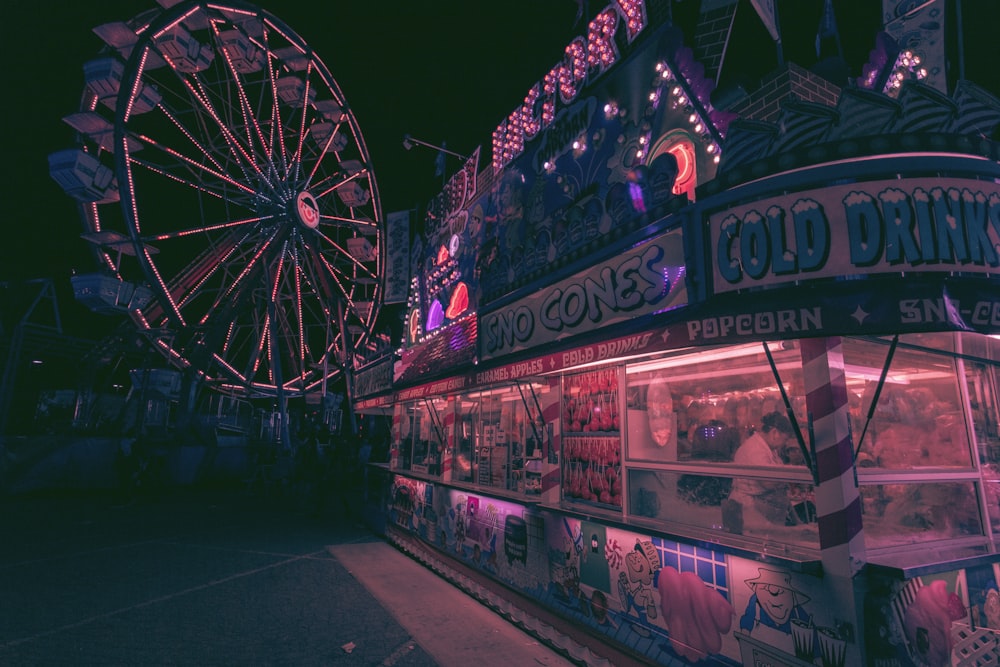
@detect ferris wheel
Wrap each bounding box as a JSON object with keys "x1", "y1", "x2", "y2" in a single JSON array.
[{"x1": 50, "y1": 0, "x2": 384, "y2": 399}]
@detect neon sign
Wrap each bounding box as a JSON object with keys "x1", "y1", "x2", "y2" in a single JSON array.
[{"x1": 492, "y1": 0, "x2": 648, "y2": 171}]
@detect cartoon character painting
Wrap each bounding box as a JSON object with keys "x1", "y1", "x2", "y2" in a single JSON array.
[
  {"x1": 901, "y1": 578, "x2": 966, "y2": 667},
  {"x1": 452, "y1": 498, "x2": 466, "y2": 551},
  {"x1": 618, "y1": 539, "x2": 660, "y2": 627},
  {"x1": 739, "y1": 568, "x2": 812, "y2": 655}
]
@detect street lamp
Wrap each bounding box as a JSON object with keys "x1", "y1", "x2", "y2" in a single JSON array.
[{"x1": 402, "y1": 134, "x2": 467, "y2": 161}]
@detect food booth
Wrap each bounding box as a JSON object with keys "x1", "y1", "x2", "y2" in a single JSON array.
[{"x1": 363, "y1": 1, "x2": 1000, "y2": 664}]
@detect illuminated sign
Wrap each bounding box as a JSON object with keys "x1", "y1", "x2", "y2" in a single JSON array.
[
  {"x1": 353, "y1": 356, "x2": 394, "y2": 399},
  {"x1": 294, "y1": 191, "x2": 319, "y2": 229},
  {"x1": 711, "y1": 177, "x2": 1000, "y2": 294},
  {"x1": 480, "y1": 228, "x2": 686, "y2": 359},
  {"x1": 384, "y1": 210, "x2": 410, "y2": 304},
  {"x1": 492, "y1": 0, "x2": 648, "y2": 170}
]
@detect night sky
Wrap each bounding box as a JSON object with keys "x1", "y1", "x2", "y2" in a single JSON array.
[{"x1": 3, "y1": 0, "x2": 997, "y2": 339}]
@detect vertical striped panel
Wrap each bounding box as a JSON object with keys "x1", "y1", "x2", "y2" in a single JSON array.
[
  {"x1": 891, "y1": 81, "x2": 956, "y2": 134},
  {"x1": 824, "y1": 87, "x2": 900, "y2": 142},
  {"x1": 948, "y1": 80, "x2": 1000, "y2": 137},
  {"x1": 542, "y1": 376, "x2": 563, "y2": 503},
  {"x1": 716, "y1": 119, "x2": 777, "y2": 172},
  {"x1": 768, "y1": 100, "x2": 839, "y2": 155},
  {"x1": 800, "y1": 337, "x2": 865, "y2": 576},
  {"x1": 441, "y1": 396, "x2": 455, "y2": 478},
  {"x1": 389, "y1": 406, "x2": 401, "y2": 469}
]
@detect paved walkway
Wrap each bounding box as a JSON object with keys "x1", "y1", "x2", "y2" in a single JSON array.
[{"x1": 0, "y1": 489, "x2": 576, "y2": 666}]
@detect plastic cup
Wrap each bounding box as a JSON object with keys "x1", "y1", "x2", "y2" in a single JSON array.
[
  {"x1": 817, "y1": 627, "x2": 846, "y2": 667},
  {"x1": 791, "y1": 619, "x2": 814, "y2": 660}
]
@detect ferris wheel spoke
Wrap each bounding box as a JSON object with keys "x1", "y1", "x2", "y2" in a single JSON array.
[
  {"x1": 152, "y1": 103, "x2": 229, "y2": 176},
  {"x1": 126, "y1": 155, "x2": 251, "y2": 207},
  {"x1": 315, "y1": 253, "x2": 356, "y2": 314},
  {"x1": 139, "y1": 241, "x2": 187, "y2": 326},
  {"x1": 291, "y1": 246, "x2": 308, "y2": 380},
  {"x1": 302, "y1": 121, "x2": 348, "y2": 186},
  {"x1": 313, "y1": 170, "x2": 366, "y2": 200},
  {"x1": 317, "y1": 215, "x2": 378, "y2": 231},
  {"x1": 230, "y1": 309, "x2": 270, "y2": 385},
  {"x1": 285, "y1": 62, "x2": 313, "y2": 184},
  {"x1": 297, "y1": 243, "x2": 337, "y2": 320},
  {"x1": 274, "y1": 296, "x2": 307, "y2": 383},
  {"x1": 162, "y1": 228, "x2": 260, "y2": 316},
  {"x1": 140, "y1": 213, "x2": 270, "y2": 243},
  {"x1": 210, "y1": 226, "x2": 283, "y2": 308},
  {"x1": 185, "y1": 228, "x2": 274, "y2": 324},
  {"x1": 261, "y1": 26, "x2": 290, "y2": 177},
  {"x1": 130, "y1": 43, "x2": 247, "y2": 192},
  {"x1": 125, "y1": 124, "x2": 261, "y2": 201},
  {"x1": 309, "y1": 230, "x2": 378, "y2": 283},
  {"x1": 211, "y1": 267, "x2": 278, "y2": 386},
  {"x1": 207, "y1": 23, "x2": 275, "y2": 172},
  {"x1": 184, "y1": 75, "x2": 270, "y2": 188},
  {"x1": 277, "y1": 250, "x2": 316, "y2": 383}
]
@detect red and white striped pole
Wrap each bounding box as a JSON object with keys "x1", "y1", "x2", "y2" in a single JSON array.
[
  {"x1": 441, "y1": 396, "x2": 455, "y2": 479},
  {"x1": 800, "y1": 336, "x2": 865, "y2": 575},
  {"x1": 800, "y1": 336, "x2": 865, "y2": 662}
]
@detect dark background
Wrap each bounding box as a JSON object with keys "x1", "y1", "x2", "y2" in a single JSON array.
[{"x1": 3, "y1": 0, "x2": 997, "y2": 340}]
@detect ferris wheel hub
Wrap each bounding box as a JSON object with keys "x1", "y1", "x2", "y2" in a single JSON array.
[{"x1": 294, "y1": 190, "x2": 320, "y2": 229}]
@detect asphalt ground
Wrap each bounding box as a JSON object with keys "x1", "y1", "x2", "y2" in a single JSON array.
[{"x1": 0, "y1": 487, "x2": 576, "y2": 666}]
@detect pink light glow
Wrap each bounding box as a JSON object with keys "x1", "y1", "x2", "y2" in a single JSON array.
[{"x1": 492, "y1": 0, "x2": 648, "y2": 170}]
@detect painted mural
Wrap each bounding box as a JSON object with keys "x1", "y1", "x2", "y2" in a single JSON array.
[
  {"x1": 388, "y1": 474, "x2": 1000, "y2": 665},
  {"x1": 864, "y1": 566, "x2": 1000, "y2": 667},
  {"x1": 387, "y1": 476, "x2": 876, "y2": 665}
]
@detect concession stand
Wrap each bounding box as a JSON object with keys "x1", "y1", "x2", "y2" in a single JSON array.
[{"x1": 363, "y1": 1, "x2": 1000, "y2": 664}]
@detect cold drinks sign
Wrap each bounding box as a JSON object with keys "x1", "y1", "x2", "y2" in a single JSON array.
[{"x1": 710, "y1": 177, "x2": 1000, "y2": 293}]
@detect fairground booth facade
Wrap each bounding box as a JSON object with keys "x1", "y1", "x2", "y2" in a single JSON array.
[{"x1": 353, "y1": 1, "x2": 1000, "y2": 664}]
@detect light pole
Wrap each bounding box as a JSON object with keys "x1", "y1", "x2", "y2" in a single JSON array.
[
  {"x1": 403, "y1": 134, "x2": 467, "y2": 187},
  {"x1": 402, "y1": 134, "x2": 467, "y2": 161}
]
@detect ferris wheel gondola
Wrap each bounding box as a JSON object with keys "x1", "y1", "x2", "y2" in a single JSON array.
[{"x1": 51, "y1": 0, "x2": 385, "y2": 399}]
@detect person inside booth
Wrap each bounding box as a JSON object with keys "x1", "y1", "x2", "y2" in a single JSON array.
[{"x1": 724, "y1": 412, "x2": 812, "y2": 532}]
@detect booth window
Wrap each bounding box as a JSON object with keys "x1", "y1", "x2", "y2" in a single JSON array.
[
  {"x1": 392, "y1": 398, "x2": 446, "y2": 475},
  {"x1": 624, "y1": 342, "x2": 807, "y2": 464},
  {"x1": 848, "y1": 333, "x2": 986, "y2": 551},
  {"x1": 454, "y1": 381, "x2": 550, "y2": 494},
  {"x1": 622, "y1": 341, "x2": 817, "y2": 551},
  {"x1": 962, "y1": 332, "x2": 1000, "y2": 539},
  {"x1": 454, "y1": 395, "x2": 478, "y2": 483},
  {"x1": 561, "y1": 366, "x2": 623, "y2": 508}
]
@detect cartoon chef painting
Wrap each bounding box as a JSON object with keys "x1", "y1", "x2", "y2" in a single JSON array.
[{"x1": 739, "y1": 568, "x2": 812, "y2": 654}]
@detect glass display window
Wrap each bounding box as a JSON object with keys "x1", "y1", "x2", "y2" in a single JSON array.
[
  {"x1": 411, "y1": 397, "x2": 446, "y2": 475},
  {"x1": 962, "y1": 335, "x2": 1000, "y2": 540},
  {"x1": 627, "y1": 469, "x2": 819, "y2": 549},
  {"x1": 392, "y1": 402, "x2": 413, "y2": 471},
  {"x1": 478, "y1": 388, "x2": 512, "y2": 489},
  {"x1": 624, "y1": 342, "x2": 808, "y2": 465},
  {"x1": 453, "y1": 396, "x2": 478, "y2": 484},
  {"x1": 846, "y1": 333, "x2": 995, "y2": 554},
  {"x1": 848, "y1": 334, "x2": 972, "y2": 471},
  {"x1": 561, "y1": 366, "x2": 623, "y2": 508},
  {"x1": 620, "y1": 341, "x2": 816, "y2": 551},
  {"x1": 392, "y1": 398, "x2": 446, "y2": 475},
  {"x1": 860, "y1": 480, "x2": 984, "y2": 549},
  {"x1": 454, "y1": 380, "x2": 550, "y2": 494}
]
